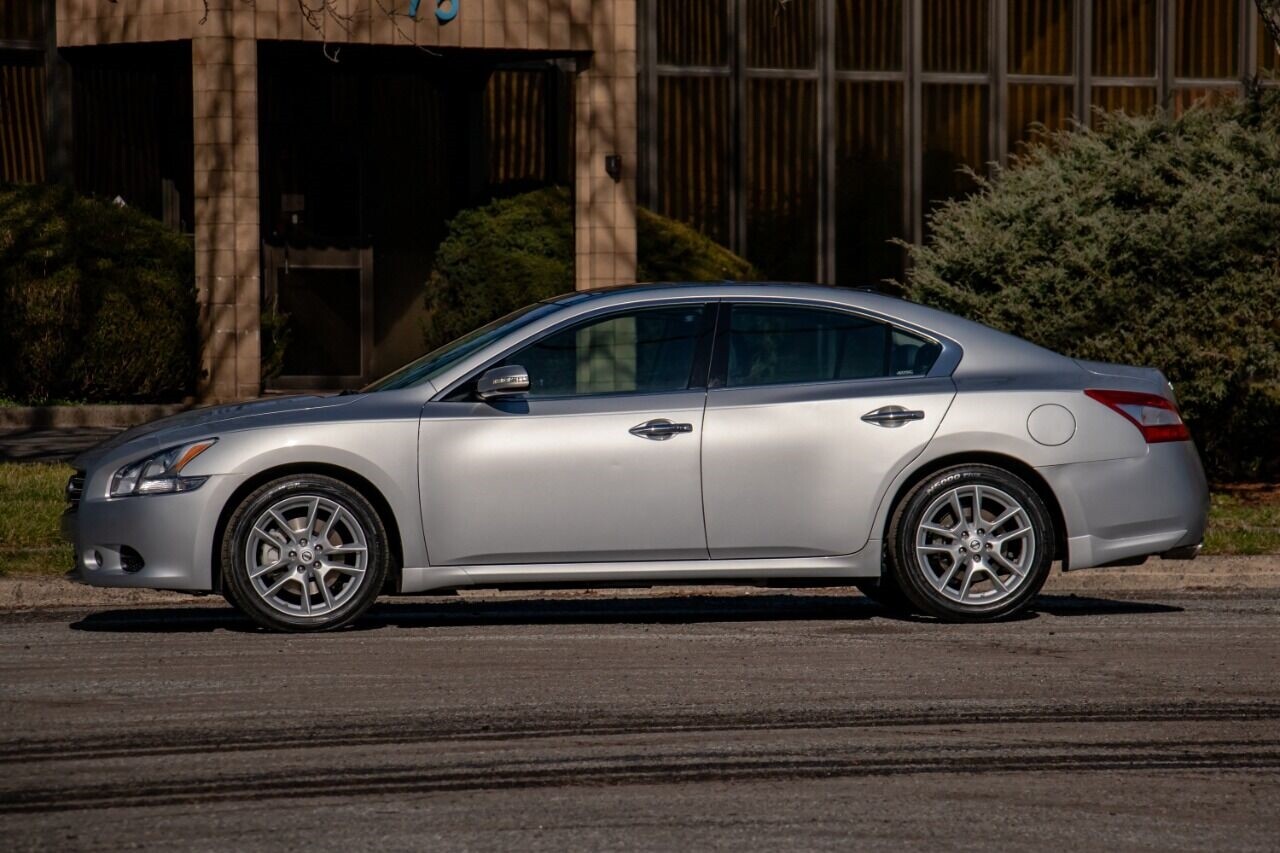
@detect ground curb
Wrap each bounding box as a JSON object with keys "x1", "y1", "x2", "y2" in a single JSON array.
[{"x1": 0, "y1": 404, "x2": 195, "y2": 429}]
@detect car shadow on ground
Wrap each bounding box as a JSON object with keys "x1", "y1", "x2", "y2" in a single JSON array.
[{"x1": 67, "y1": 593, "x2": 1183, "y2": 634}]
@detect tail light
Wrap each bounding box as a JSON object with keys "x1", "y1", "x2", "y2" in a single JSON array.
[{"x1": 1084, "y1": 389, "x2": 1190, "y2": 443}]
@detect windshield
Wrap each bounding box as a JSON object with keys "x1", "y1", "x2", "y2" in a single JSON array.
[{"x1": 362, "y1": 302, "x2": 561, "y2": 392}]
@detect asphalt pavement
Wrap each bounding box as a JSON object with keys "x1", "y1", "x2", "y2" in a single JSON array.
[
  {"x1": 0, "y1": 427, "x2": 123, "y2": 464},
  {"x1": 2, "y1": 588, "x2": 1278, "y2": 851}
]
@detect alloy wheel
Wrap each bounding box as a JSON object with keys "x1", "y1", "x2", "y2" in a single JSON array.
[
  {"x1": 913, "y1": 483, "x2": 1036, "y2": 606},
  {"x1": 244, "y1": 495, "x2": 369, "y2": 618}
]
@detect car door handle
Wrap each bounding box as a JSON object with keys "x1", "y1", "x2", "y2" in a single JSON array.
[
  {"x1": 629, "y1": 419, "x2": 693, "y2": 440},
  {"x1": 861, "y1": 406, "x2": 926, "y2": 427}
]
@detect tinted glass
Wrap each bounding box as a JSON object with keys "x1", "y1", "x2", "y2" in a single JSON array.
[
  {"x1": 656, "y1": 0, "x2": 728, "y2": 66},
  {"x1": 835, "y1": 80, "x2": 906, "y2": 285},
  {"x1": 726, "y1": 305, "x2": 939, "y2": 387},
  {"x1": 1092, "y1": 0, "x2": 1155, "y2": 77},
  {"x1": 746, "y1": 0, "x2": 817, "y2": 69},
  {"x1": 502, "y1": 306, "x2": 708, "y2": 398},
  {"x1": 657, "y1": 76, "x2": 732, "y2": 243}
]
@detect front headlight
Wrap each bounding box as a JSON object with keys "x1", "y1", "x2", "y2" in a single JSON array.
[{"x1": 110, "y1": 439, "x2": 217, "y2": 497}]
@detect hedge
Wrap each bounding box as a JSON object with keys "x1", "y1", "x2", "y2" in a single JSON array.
[
  {"x1": 422, "y1": 187, "x2": 757, "y2": 352},
  {"x1": 900, "y1": 87, "x2": 1280, "y2": 481},
  {"x1": 0, "y1": 184, "x2": 196, "y2": 403}
]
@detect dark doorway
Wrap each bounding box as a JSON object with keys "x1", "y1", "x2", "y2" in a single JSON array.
[
  {"x1": 65, "y1": 42, "x2": 194, "y2": 232},
  {"x1": 257, "y1": 43, "x2": 572, "y2": 389}
]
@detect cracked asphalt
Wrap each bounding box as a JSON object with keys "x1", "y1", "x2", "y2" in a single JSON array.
[{"x1": 2, "y1": 588, "x2": 1278, "y2": 851}]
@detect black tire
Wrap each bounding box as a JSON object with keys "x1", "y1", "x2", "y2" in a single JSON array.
[
  {"x1": 885, "y1": 464, "x2": 1054, "y2": 622},
  {"x1": 221, "y1": 475, "x2": 389, "y2": 633}
]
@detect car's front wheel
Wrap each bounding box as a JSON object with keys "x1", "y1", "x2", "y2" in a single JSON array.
[
  {"x1": 221, "y1": 475, "x2": 389, "y2": 632},
  {"x1": 886, "y1": 464, "x2": 1054, "y2": 621}
]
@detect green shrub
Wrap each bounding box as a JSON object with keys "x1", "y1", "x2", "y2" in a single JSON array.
[
  {"x1": 423, "y1": 187, "x2": 758, "y2": 351},
  {"x1": 900, "y1": 88, "x2": 1280, "y2": 481},
  {"x1": 0, "y1": 183, "x2": 196, "y2": 403},
  {"x1": 637, "y1": 206, "x2": 758, "y2": 283}
]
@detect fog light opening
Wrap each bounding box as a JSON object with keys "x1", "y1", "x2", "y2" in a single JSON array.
[
  {"x1": 119, "y1": 546, "x2": 145, "y2": 574},
  {"x1": 89, "y1": 550, "x2": 103, "y2": 571}
]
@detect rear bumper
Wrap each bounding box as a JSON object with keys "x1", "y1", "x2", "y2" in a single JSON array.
[{"x1": 1038, "y1": 441, "x2": 1209, "y2": 570}]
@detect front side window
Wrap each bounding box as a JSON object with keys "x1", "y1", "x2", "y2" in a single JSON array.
[
  {"x1": 499, "y1": 305, "x2": 710, "y2": 398},
  {"x1": 726, "y1": 304, "x2": 940, "y2": 388}
]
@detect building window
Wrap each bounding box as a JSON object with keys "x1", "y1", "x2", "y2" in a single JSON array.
[{"x1": 640, "y1": 0, "x2": 1275, "y2": 287}]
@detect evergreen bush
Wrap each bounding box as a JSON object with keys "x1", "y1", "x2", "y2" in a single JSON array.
[
  {"x1": 901, "y1": 88, "x2": 1280, "y2": 480},
  {"x1": 0, "y1": 183, "x2": 196, "y2": 403},
  {"x1": 422, "y1": 187, "x2": 757, "y2": 351}
]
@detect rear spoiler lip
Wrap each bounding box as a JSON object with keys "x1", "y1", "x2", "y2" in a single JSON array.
[{"x1": 1073, "y1": 359, "x2": 1175, "y2": 403}]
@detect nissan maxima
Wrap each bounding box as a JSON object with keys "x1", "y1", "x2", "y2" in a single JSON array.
[{"x1": 63, "y1": 283, "x2": 1208, "y2": 631}]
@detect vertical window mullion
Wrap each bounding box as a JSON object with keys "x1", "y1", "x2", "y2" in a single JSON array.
[
  {"x1": 1159, "y1": 0, "x2": 1173, "y2": 106},
  {"x1": 821, "y1": 0, "x2": 836, "y2": 283},
  {"x1": 1241, "y1": 0, "x2": 1254, "y2": 88},
  {"x1": 641, "y1": 0, "x2": 657, "y2": 207},
  {"x1": 1077, "y1": 0, "x2": 1091, "y2": 121},
  {"x1": 733, "y1": 0, "x2": 748, "y2": 258},
  {"x1": 909, "y1": 0, "x2": 923, "y2": 245},
  {"x1": 993, "y1": 0, "x2": 1008, "y2": 166}
]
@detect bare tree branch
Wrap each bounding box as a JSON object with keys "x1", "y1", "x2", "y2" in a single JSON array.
[
  {"x1": 1258, "y1": 0, "x2": 1280, "y2": 54},
  {"x1": 197, "y1": 0, "x2": 439, "y2": 61}
]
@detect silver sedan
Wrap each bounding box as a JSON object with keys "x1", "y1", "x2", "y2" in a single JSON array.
[{"x1": 64, "y1": 283, "x2": 1208, "y2": 631}]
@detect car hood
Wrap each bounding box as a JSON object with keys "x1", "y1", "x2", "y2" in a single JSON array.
[{"x1": 72, "y1": 394, "x2": 362, "y2": 470}]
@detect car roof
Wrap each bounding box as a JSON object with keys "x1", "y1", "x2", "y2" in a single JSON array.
[{"x1": 542, "y1": 281, "x2": 1074, "y2": 379}]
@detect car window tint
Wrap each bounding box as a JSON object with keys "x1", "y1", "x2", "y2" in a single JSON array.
[
  {"x1": 726, "y1": 305, "x2": 940, "y2": 387},
  {"x1": 500, "y1": 305, "x2": 708, "y2": 398}
]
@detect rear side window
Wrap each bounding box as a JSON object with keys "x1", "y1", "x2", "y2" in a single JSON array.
[{"x1": 725, "y1": 304, "x2": 940, "y2": 388}]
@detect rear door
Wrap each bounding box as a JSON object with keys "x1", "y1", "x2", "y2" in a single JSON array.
[{"x1": 701, "y1": 302, "x2": 956, "y2": 558}]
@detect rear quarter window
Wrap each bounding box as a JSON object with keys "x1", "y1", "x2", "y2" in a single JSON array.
[{"x1": 726, "y1": 304, "x2": 941, "y2": 388}]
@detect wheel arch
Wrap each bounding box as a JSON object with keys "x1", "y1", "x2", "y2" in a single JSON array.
[
  {"x1": 211, "y1": 463, "x2": 405, "y2": 594},
  {"x1": 880, "y1": 452, "x2": 1068, "y2": 564}
]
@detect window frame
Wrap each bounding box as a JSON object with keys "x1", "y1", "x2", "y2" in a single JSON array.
[
  {"x1": 708, "y1": 299, "x2": 950, "y2": 390},
  {"x1": 438, "y1": 299, "x2": 720, "y2": 403},
  {"x1": 639, "y1": 0, "x2": 1274, "y2": 283}
]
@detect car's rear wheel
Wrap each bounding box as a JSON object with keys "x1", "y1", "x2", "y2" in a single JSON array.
[
  {"x1": 886, "y1": 464, "x2": 1053, "y2": 621},
  {"x1": 222, "y1": 475, "x2": 389, "y2": 632}
]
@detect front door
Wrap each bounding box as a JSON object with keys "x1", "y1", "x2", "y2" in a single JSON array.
[
  {"x1": 701, "y1": 302, "x2": 956, "y2": 558},
  {"x1": 419, "y1": 303, "x2": 714, "y2": 566}
]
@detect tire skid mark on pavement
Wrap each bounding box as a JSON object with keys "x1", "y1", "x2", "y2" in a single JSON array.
[
  {"x1": 3, "y1": 700, "x2": 1279, "y2": 765},
  {"x1": 2, "y1": 739, "x2": 1279, "y2": 815}
]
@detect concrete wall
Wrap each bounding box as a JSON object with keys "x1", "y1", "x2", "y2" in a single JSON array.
[{"x1": 56, "y1": 0, "x2": 638, "y2": 400}]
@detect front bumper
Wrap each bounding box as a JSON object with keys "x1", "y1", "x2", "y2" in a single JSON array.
[
  {"x1": 61, "y1": 474, "x2": 237, "y2": 591},
  {"x1": 1038, "y1": 441, "x2": 1209, "y2": 571}
]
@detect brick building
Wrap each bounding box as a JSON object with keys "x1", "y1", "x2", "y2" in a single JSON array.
[{"x1": 0, "y1": 0, "x2": 1275, "y2": 399}]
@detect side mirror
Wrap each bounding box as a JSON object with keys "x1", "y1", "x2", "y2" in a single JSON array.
[{"x1": 476, "y1": 365, "x2": 530, "y2": 400}]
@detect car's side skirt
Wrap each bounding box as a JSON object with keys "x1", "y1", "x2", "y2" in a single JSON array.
[{"x1": 398, "y1": 541, "x2": 882, "y2": 594}]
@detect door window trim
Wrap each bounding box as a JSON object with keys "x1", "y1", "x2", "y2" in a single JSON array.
[
  {"x1": 434, "y1": 298, "x2": 721, "y2": 403},
  {"x1": 708, "y1": 299, "x2": 960, "y2": 390}
]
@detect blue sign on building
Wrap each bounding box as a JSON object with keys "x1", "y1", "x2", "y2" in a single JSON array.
[{"x1": 406, "y1": 0, "x2": 459, "y2": 23}]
